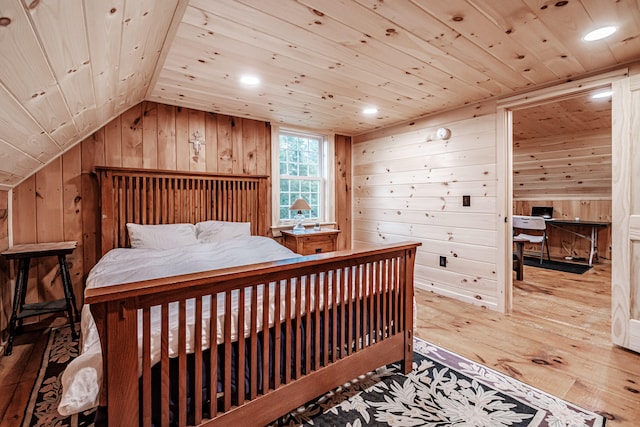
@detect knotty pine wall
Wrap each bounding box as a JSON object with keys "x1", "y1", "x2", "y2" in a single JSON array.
[
  {"x1": 513, "y1": 132, "x2": 611, "y2": 200},
  {"x1": 353, "y1": 102, "x2": 500, "y2": 309},
  {"x1": 1, "y1": 101, "x2": 352, "y2": 341},
  {"x1": 334, "y1": 134, "x2": 352, "y2": 251}
]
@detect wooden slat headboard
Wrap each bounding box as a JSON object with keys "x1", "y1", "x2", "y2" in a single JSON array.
[{"x1": 96, "y1": 167, "x2": 269, "y2": 255}]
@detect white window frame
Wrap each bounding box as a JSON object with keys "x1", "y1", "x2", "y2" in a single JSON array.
[{"x1": 271, "y1": 125, "x2": 335, "y2": 232}]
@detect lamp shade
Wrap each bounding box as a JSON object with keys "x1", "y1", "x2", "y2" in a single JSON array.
[{"x1": 289, "y1": 198, "x2": 311, "y2": 212}]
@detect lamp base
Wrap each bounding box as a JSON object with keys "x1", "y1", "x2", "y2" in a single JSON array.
[{"x1": 292, "y1": 212, "x2": 305, "y2": 233}]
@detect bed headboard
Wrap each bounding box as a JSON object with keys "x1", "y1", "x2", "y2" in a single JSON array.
[{"x1": 96, "y1": 167, "x2": 269, "y2": 255}]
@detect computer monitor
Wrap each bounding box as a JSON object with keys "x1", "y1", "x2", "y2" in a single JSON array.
[{"x1": 531, "y1": 206, "x2": 553, "y2": 219}]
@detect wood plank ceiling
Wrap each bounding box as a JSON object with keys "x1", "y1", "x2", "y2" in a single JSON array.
[{"x1": 0, "y1": 0, "x2": 639, "y2": 189}]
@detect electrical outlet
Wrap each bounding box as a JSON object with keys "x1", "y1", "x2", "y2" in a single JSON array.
[
  {"x1": 439, "y1": 256, "x2": 447, "y2": 267},
  {"x1": 462, "y1": 195, "x2": 471, "y2": 206}
]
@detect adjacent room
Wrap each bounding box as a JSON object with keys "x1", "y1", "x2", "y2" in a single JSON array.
[
  {"x1": 0, "y1": 1, "x2": 639, "y2": 426},
  {"x1": 511, "y1": 88, "x2": 612, "y2": 289}
]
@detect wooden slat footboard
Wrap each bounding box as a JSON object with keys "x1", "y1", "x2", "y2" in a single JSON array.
[{"x1": 86, "y1": 243, "x2": 419, "y2": 427}]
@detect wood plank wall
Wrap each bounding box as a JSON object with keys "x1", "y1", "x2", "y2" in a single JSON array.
[
  {"x1": 4, "y1": 102, "x2": 273, "y2": 329},
  {"x1": 513, "y1": 131, "x2": 611, "y2": 200},
  {"x1": 0, "y1": 101, "x2": 352, "y2": 339},
  {"x1": 353, "y1": 102, "x2": 500, "y2": 309},
  {"x1": 335, "y1": 134, "x2": 352, "y2": 250}
]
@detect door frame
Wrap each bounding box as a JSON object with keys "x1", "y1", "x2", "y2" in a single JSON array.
[{"x1": 496, "y1": 68, "x2": 628, "y2": 314}]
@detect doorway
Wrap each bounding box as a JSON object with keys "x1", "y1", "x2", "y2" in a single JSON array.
[
  {"x1": 495, "y1": 70, "x2": 624, "y2": 313},
  {"x1": 510, "y1": 90, "x2": 612, "y2": 325}
]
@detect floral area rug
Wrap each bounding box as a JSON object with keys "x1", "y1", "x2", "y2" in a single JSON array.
[
  {"x1": 21, "y1": 325, "x2": 95, "y2": 427},
  {"x1": 272, "y1": 338, "x2": 606, "y2": 427},
  {"x1": 23, "y1": 327, "x2": 605, "y2": 426}
]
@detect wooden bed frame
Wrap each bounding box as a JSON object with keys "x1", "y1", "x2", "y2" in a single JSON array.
[{"x1": 87, "y1": 167, "x2": 419, "y2": 426}]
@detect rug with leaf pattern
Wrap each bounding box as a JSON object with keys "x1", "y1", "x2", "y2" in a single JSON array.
[
  {"x1": 23, "y1": 326, "x2": 605, "y2": 426},
  {"x1": 270, "y1": 339, "x2": 605, "y2": 426},
  {"x1": 22, "y1": 325, "x2": 95, "y2": 427}
]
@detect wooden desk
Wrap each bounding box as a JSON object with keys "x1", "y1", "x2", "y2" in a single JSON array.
[
  {"x1": 545, "y1": 219, "x2": 610, "y2": 266},
  {"x1": 281, "y1": 229, "x2": 340, "y2": 255},
  {"x1": 513, "y1": 236, "x2": 528, "y2": 281},
  {"x1": 2, "y1": 241, "x2": 80, "y2": 355}
]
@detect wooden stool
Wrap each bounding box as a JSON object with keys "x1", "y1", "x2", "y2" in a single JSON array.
[{"x1": 2, "y1": 241, "x2": 80, "y2": 355}]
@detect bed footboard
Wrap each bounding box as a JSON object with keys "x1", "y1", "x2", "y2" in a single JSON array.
[{"x1": 86, "y1": 243, "x2": 419, "y2": 426}]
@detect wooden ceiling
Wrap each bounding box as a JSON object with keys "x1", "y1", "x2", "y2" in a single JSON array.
[
  {"x1": 512, "y1": 90, "x2": 612, "y2": 141},
  {"x1": 1, "y1": 0, "x2": 639, "y2": 189}
]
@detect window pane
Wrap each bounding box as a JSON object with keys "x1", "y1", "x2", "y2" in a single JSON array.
[
  {"x1": 309, "y1": 145, "x2": 319, "y2": 160},
  {"x1": 286, "y1": 150, "x2": 296, "y2": 163}
]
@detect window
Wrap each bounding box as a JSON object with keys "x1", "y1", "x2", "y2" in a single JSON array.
[
  {"x1": 279, "y1": 130, "x2": 322, "y2": 221},
  {"x1": 272, "y1": 127, "x2": 334, "y2": 227}
]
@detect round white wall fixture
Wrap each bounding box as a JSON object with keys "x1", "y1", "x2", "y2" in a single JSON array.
[{"x1": 436, "y1": 127, "x2": 451, "y2": 140}]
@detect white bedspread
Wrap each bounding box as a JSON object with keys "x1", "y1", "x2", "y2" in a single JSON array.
[{"x1": 59, "y1": 236, "x2": 300, "y2": 416}]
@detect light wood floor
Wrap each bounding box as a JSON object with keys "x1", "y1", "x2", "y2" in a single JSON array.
[
  {"x1": 415, "y1": 259, "x2": 640, "y2": 426},
  {"x1": 1, "y1": 260, "x2": 638, "y2": 426}
]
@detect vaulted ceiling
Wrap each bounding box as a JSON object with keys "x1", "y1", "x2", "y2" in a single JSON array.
[{"x1": 1, "y1": 0, "x2": 639, "y2": 189}]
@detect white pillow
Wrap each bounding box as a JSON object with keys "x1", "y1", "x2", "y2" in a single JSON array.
[
  {"x1": 126, "y1": 223, "x2": 198, "y2": 249},
  {"x1": 195, "y1": 220, "x2": 251, "y2": 243}
]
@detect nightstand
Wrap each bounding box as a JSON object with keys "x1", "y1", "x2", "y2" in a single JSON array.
[{"x1": 281, "y1": 229, "x2": 340, "y2": 255}]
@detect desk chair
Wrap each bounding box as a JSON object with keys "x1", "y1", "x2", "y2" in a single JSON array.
[{"x1": 513, "y1": 215, "x2": 550, "y2": 264}]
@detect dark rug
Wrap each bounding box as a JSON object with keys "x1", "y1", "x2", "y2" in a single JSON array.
[
  {"x1": 24, "y1": 327, "x2": 606, "y2": 427},
  {"x1": 271, "y1": 338, "x2": 605, "y2": 426},
  {"x1": 21, "y1": 325, "x2": 95, "y2": 427},
  {"x1": 524, "y1": 256, "x2": 592, "y2": 274}
]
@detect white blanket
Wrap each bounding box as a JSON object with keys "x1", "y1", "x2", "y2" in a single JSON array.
[{"x1": 58, "y1": 236, "x2": 299, "y2": 416}]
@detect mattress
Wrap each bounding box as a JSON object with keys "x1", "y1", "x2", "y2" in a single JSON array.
[{"x1": 58, "y1": 236, "x2": 300, "y2": 416}]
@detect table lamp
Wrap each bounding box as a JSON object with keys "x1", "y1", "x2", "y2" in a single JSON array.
[{"x1": 289, "y1": 198, "x2": 311, "y2": 233}]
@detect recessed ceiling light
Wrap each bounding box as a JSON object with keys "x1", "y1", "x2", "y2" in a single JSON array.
[
  {"x1": 583, "y1": 26, "x2": 616, "y2": 41},
  {"x1": 362, "y1": 107, "x2": 378, "y2": 115},
  {"x1": 592, "y1": 90, "x2": 613, "y2": 99},
  {"x1": 240, "y1": 75, "x2": 260, "y2": 86}
]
